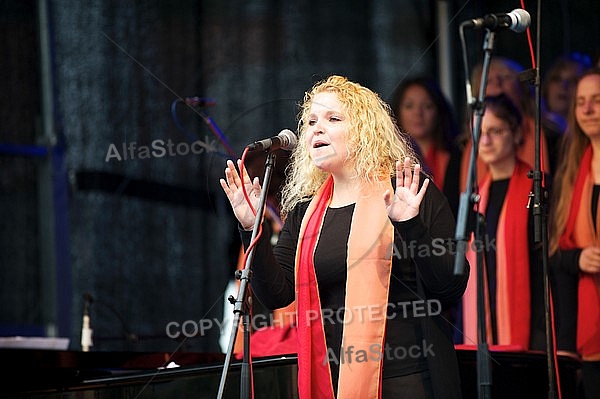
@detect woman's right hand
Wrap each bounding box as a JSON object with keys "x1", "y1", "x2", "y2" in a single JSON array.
[{"x1": 220, "y1": 159, "x2": 262, "y2": 231}]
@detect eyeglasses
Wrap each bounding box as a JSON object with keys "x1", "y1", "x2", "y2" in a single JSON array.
[{"x1": 481, "y1": 127, "x2": 511, "y2": 138}]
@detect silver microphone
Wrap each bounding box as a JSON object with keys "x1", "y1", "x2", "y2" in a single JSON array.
[
  {"x1": 464, "y1": 8, "x2": 531, "y2": 33},
  {"x1": 246, "y1": 129, "x2": 297, "y2": 152}
]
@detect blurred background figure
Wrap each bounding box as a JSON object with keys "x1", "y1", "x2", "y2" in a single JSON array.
[
  {"x1": 459, "y1": 56, "x2": 551, "y2": 191},
  {"x1": 542, "y1": 52, "x2": 591, "y2": 165},
  {"x1": 593, "y1": 49, "x2": 600, "y2": 68},
  {"x1": 549, "y1": 67, "x2": 600, "y2": 399},
  {"x1": 460, "y1": 94, "x2": 545, "y2": 351},
  {"x1": 391, "y1": 76, "x2": 462, "y2": 217}
]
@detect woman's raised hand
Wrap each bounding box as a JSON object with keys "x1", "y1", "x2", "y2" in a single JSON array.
[
  {"x1": 383, "y1": 157, "x2": 430, "y2": 222},
  {"x1": 220, "y1": 159, "x2": 262, "y2": 230}
]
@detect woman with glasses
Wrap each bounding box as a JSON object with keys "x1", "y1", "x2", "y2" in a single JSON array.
[
  {"x1": 459, "y1": 57, "x2": 552, "y2": 192},
  {"x1": 461, "y1": 93, "x2": 546, "y2": 351}
]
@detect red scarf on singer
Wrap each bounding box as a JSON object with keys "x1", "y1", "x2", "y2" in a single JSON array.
[
  {"x1": 558, "y1": 145, "x2": 600, "y2": 359},
  {"x1": 295, "y1": 176, "x2": 394, "y2": 398},
  {"x1": 462, "y1": 159, "x2": 532, "y2": 349}
]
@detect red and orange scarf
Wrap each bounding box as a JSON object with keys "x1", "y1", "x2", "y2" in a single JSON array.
[
  {"x1": 462, "y1": 159, "x2": 532, "y2": 349},
  {"x1": 558, "y1": 145, "x2": 600, "y2": 359},
  {"x1": 295, "y1": 176, "x2": 394, "y2": 398}
]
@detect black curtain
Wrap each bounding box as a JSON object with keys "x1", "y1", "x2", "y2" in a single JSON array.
[
  {"x1": 51, "y1": 0, "x2": 436, "y2": 353},
  {"x1": 2, "y1": 0, "x2": 599, "y2": 354}
]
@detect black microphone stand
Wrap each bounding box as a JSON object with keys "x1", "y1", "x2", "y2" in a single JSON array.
[
  {"x1": 454, "y1": 26, "x2": 496, "y2": 399},
  {"x1": 217, "y1": 151, "x2": 277, "y2": 399},
  {"x1": 526, "y1": 1, "x2": 558, "y2": 397}
]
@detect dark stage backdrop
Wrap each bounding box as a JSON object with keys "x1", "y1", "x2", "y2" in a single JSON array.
[
  {"x1": 1, "y1": 0, "x2": 599, "y2": 354},
  {"x1": 54, "y1": 0, "x2": 436, "y2": 353}
]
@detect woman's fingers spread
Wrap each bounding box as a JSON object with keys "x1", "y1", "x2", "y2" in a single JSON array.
[
  {"x1": 412, "y1": 164, "x2": 421, "y2": 192},
  {"x1": 237, "y1": 159, "x2": 253, "y2": 185},
  {"x1": 219, "y1": 178, "x2": 232, "y2": 199},
  {"x1": 403, "y1": 157, "x2": 411, "y2": 187},
  {"x1": 395, "y1": 160, "x2": 403, "y2": 188}
]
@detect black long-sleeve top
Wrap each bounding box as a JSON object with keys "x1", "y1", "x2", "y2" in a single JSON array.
[
  {"x1": 240, "y1": 182, "x2": 468, "y2": 398},
  {"x1": 549, "y1": 248, "x2": 581, "y2": 352},
  {"x1": 547, "y1": 184, "x2": 597, "y2": 353}
]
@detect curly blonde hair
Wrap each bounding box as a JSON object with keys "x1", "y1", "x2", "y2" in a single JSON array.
[{"x1": 280, "y1": 75, "x2": 418, "y2": 215}]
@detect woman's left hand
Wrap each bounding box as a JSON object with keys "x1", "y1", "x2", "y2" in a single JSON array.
[{"x1": 384, "y1": 157, "x2": 430, "y2": 222}]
